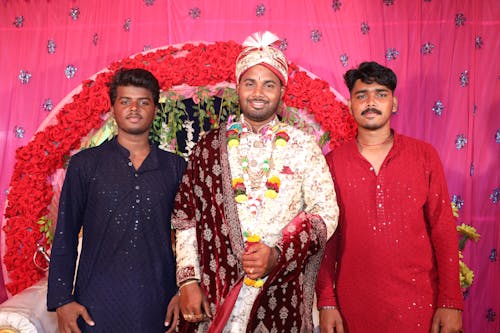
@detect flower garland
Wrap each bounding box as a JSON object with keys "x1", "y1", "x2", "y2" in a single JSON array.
[
  {"x1": 242, "y1": 232, "x2": 264, "y2": 288},
  {"x1": 452, "y1": 202, "x2": 480, "y2": 290},
  {"x1": 227, "y1": 118, "x2": 289, "y2": 205},
  {"x1": 2, "y1": 41, "x2": 356, "y2": 295},
  {"x1": 227, "y1": 116, "x2": 294, "y2": 289}
]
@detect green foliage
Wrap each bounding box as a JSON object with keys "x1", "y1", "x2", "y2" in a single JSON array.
[
  {"x1": 150, "y1": 91, "x2": 187, "y2": 155},
  {"x1": 219, "y1": 87, "x2": 241, "y2": 126},
  {"x1": 149, "y1": 87, "x2": 240, "y2": 155},
  {"x1": 318, "y1": 132, "x2": 331, "y2": 147},
  {"x1": 37, "y1": 216, "x2": 54, "y2": 245}
]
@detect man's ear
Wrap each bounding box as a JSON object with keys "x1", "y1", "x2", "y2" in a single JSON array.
[
  {"x1": 392, "y1": 97, "x2": 398, "y2": 113},
  {"x1": 348, "y1": 100, "x2": 353, "y2": 115}
]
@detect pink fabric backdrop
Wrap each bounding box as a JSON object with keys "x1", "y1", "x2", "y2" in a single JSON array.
[{"x1": 1, "y1": 1, "x2": 498, "y2": 331}]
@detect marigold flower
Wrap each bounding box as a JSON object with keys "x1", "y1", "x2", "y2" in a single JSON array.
[
  {"x1": 264, "y1": 189, "x2": 278, "y2": 199},
  {"x1": 232, "y1": 177, "x2": 245, "y2": 188},
  {"x1": 228, "y1": 138, "x2": 239, "y2": 148},
  {"x1": 253, "y1": 279, "x2": 264, "y2": 288},
  {"x1": 243, "y1": 277, "x2": 264, "y2": 288},
  {"x1": 451, "y1": 202, "x2": 459, "y2": 218},
  {"x1": 246, "y1": 234, "x2": 261, "y2": 243},
  {"x1": 235, "y1": 194, "x2": 248, "y2": 203},
  {"x1": 267, "y1": 175, "x2": 281, "y2": 187},
  {"x1": 457, "y1": 223, "x2": 480, "y2": 241},
  {"x1": 275, "y1": 138, "x2": 287, "y2": 146},
  {"x1": 459, "y1": 260, "x2": 474, "y2": 289}
]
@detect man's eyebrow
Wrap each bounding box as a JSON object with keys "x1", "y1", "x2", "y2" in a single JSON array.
[
  {"x1": 242, "y1": 78, "x2": 277, "y2": 84},
  {"x1": 354, "y1": 88, "x2": 389, "y2": 95},
  {"x1": 118, "y1": 96, "x2": 153, "y2": 100}
]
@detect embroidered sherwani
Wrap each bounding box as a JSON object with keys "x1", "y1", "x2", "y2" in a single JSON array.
[{"x1": 173, "y1": 119, "x2": 338, "y2": 332}]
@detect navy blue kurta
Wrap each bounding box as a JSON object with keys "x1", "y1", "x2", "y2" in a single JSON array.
[{"x1": 47, "y1": 138, "x2": 186, "y2": 332}]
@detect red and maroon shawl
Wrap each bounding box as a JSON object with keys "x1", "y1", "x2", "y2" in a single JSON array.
[{"x1": 173, "y1": 126, "x2": 328, "y2": 332}]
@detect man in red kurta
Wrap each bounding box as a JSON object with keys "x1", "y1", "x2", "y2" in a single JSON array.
[{"x1": 315, "y1": 62, "x2": 463, "y2": 333}]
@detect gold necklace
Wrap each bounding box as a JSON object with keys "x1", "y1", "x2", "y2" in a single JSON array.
[{"x1": 356, "y1": 133, "x2": 393, "y2": 147}]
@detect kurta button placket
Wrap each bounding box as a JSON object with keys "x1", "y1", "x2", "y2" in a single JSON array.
[
  {"x1": 375, "y1": 176, "x2": 385, "y2": 223},
  {"x1": 133, "y1": 170, "x2": 141, "y2": 227}
]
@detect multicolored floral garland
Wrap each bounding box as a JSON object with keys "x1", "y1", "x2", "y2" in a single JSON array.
[
  {"x1": 227, "y1": 119, "x2": 291, "y2": 204},
  {"x1": 2, "y1": 41, "x2": 355, "y2": 295}
]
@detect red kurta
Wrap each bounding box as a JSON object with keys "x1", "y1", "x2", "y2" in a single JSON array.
[{"x1": 316, "y1": 131, "x2": 463, "y2": 332}]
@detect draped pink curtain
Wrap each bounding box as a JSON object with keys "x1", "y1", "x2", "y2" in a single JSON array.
[{"x1": 1, "y1": 1, "x2": 498, "y2": 331}]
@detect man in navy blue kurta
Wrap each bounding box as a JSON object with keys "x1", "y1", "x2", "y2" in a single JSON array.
[{"x1": 47, "y1": 69, "x2": 185, "y2": 332}]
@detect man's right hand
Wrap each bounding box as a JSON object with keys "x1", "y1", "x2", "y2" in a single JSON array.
[
  {"x1": 56, "y1": 301, "x2": 95, "y2": 333},
  {"x1": 319, "y1": 308, "x2": 344, "y2": 333},
  {"x1": 179, "y1": 281, "x2": 211, "y2": 323}
]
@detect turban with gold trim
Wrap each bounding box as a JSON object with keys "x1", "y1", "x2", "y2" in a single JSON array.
[{"x1": 235, "y1": 31, "x2": 288, "y2": 85}]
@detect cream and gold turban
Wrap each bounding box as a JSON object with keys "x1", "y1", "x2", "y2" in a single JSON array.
[{"x1": 235, "y1": 31, "x2": 288, "y2": 85}]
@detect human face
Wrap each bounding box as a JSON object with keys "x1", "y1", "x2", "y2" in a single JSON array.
[
  {"x1": 237, "y1": 64, "x2": 284, "y2": 128},
  {"x1": 112, "y1": 85, "x2": 156, "y2": 136},
  {"x1": 348, "y1": 80, "x2": 397, "y2": 131}
]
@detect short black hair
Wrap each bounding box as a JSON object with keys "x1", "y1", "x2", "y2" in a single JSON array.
[
  {"x1": 344, "y1": 62, "x2": 397, "y2": 93},
  {"x1": 108, "y1": 68, "x2": 160, "y2": 107}
]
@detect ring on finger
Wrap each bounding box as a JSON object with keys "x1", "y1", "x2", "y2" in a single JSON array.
[
  {"x1": 193, "y1": 313, "x2": 205, "y2": 321},
  {"x1": 185, "y1": 313, "x2": 205, "y2": 322}
]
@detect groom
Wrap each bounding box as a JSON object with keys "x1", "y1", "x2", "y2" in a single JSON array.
[{"x1": 172, "y1": 31, "x2": 339, "y2": 332}]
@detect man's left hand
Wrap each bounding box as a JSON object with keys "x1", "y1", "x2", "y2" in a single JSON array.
[
  {"x1": 431, "y1": 308, "x2": 462, "y2": 333},
  {"x1": 164, "y1": 294, "x2": 179, "y2": 333},
  {"x1": 242, "y1": 243, "x2": 279, "y2": 280}
]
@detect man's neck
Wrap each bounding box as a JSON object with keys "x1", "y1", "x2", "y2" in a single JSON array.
[
  {"x1": 356, "y1": 128, "x2": 394, "y2": 175},
  {"x1": 356, "y1": 128, "x2": 393, "y2": 147},
  {"x1": 117, "y1": 132, "x2": 151, "y2": 170},
  {"x1": 117, "y1": 132, "x2": 151, "y2": 154},
  {"x1": 241, "y1": 114, "x2": 278, "y2": 134}
]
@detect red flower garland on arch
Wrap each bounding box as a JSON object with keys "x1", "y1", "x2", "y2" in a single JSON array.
[{"x1": 2, "y1": 41, "x2": 356, "y2": 295}]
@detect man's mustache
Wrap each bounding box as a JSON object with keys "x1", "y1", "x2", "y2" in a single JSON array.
[
  {"x1": 126, "y1": 112, "x2": 143, "y2": 119},
  {"x1": 361, "y1": 108, "x2": 382, "y2": 116},
  {"x1": 249, "y1": 98, "x2": 269, "y2": 103}
]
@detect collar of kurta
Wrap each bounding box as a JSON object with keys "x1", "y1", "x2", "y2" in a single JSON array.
[{"x1": 111, "y1": 137, "x2": 160, "y2": 172}]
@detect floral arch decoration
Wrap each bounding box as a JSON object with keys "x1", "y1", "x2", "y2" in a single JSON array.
[{"x1": 1, "y1": 41, "x2": 356, "y2": 295}]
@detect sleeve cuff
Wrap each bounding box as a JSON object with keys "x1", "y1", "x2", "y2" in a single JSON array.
[{"x1": 316, "y1": 296, "x2": 338, "y2": 309}]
